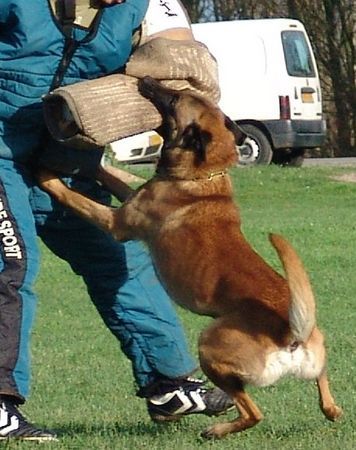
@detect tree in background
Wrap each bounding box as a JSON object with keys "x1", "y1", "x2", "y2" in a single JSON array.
[
  {"x1": 182, "y1": 0, "x2": 281, "y2": 21},
  {"x1": 182, "y1": 0, "x2": 355, "y2": 156}
]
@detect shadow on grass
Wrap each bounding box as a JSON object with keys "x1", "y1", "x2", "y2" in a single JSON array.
[
  {"x1": 53, "y1": 417, "x2": 202, "y2": 439},
  {"x1": 51, "y1": 414, "x2": 344, "y2": 443}
]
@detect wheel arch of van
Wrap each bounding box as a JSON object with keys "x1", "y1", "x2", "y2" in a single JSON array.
[
  {"x1": 235, "y1": 118, "x2": 325, "y2": 167},
  {"x1": 235, "y1": 120, "x2": 274, "y2": 165}
]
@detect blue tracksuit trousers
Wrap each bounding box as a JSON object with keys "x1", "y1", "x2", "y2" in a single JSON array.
[{"x1": 0, "y1": 158, "x2": 196, "y2": 402}]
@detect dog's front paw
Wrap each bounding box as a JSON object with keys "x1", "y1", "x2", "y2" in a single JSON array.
[
  {"x1": 201, "y1": 422, "x2": 233, "y2": 440},
  {"x1": 37, "y1": 168, "x2": 64, "y2": 193},
  {"x1": 323, "y1": 404, "x2": 343, "y2": 421},
  {"x1": 201, "y1": 425, "x2": 223, "y2": 440}
]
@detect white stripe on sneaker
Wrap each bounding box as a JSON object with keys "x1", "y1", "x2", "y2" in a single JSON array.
[
  {"x1": 0, "y1": 406, "x2": 20, "y2": 436},
  {"x1": 149, "y1": 390, "x2": 181, "y2": 406},
  {"x1": 173, "y1": 391, "x2": 196, "y2": 415},
  {"x1": 150, "y1": 389, "x2": 207, "y2": 415},
  {"x1": 189, "y1": 390, "x2": 207, "y2": 413}
]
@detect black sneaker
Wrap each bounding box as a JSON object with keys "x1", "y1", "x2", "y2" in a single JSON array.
[
  {"x1": 0, "y1": 399, "x2": 57, "y2": 441},
  {"x1": 145, "y1": 377, "x2": 234, "y2": 422}
]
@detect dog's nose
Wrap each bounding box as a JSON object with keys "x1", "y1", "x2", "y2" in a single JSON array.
[
  {"x1": 138, "y1": 76, "x2": 160, "y2": 100},
  {"x1": 138, "y1": 77, "x2": 178, "y2": 115}
]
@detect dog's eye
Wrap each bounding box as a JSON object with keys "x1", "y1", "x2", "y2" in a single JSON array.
[{"x1": 169, "y1": 95, "x2": 179, "y2": 108}]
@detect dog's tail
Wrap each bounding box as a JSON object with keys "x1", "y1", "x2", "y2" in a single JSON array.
[{"x1": 269, "y1": 233, "x2": 316, "y2": 343}]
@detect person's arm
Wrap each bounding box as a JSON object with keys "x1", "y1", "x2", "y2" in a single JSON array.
[
  {"x1": 99, "y1": 0, "x2": 125, "y2": 5},
  {"x1": 140, "y1": 0, "x2": 194, "y2": 43},
  {"x1": 96, "y1": 1, "x2": 195, "y2": 198},
  {"x1": 41, "y1": 0, "x2": 219, "y2": 170}
]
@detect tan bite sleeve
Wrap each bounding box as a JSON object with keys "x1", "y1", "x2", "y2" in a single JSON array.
[{"x1": 42, "y1": 38, "x2": 220, "y2": 149}]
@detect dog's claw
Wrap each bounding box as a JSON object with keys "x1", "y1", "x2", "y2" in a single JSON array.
[{"x1": 201, "y1": 427, "x2": 218, "y2": 440}]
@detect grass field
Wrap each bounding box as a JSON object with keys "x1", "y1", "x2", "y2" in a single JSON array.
[{"x1": 5, "y1": 164, "x2": 356, "y2": 449}]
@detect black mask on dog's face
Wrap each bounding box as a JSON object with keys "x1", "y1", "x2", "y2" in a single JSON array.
[
  {"x1": 138, "y1": 76, "x2": 238, "y2": 172},
  {"x1": 138, "y1": 77, "x2": 211, "y2": 153},
  {"x1": 178, "y1": 122, "x2": 213, "y2": 162}
]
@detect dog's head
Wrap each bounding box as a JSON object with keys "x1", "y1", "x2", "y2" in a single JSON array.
[{"x1": 138, "y1": 76, "x2": 242, "y2": 179}]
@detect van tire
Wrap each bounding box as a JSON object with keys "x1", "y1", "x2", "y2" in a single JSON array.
[{"x1": 237, "y1": 124, "x2": 273, "y2": 165}]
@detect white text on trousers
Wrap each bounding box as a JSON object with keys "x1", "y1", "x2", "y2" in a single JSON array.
[{"x1": 0, "y1": 200, "x2": 22, "y2": 260}]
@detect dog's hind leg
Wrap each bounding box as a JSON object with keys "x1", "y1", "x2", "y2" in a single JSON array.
[
  {"x1": 316, "y1": 370, "x2": 342, "y2": 421},
  {"x1": 201, "y1": 389, "x2": 263, "y2": 439}
]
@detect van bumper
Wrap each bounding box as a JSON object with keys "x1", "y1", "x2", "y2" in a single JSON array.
[{"x1": 263, "y1": 119, "x2": 327, "y2": 149}]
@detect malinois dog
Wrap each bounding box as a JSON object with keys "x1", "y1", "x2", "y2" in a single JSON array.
[{"x1": 38, "y1": 77, "x2": 342, "y2": 438}]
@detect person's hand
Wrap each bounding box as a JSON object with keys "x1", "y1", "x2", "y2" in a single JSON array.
[
  {"x1": 38, "y1": 140, "x2": 104, "y2": 179},
  {"x1": 100, "y1": 0, "x2": 126, "y2": 5}
]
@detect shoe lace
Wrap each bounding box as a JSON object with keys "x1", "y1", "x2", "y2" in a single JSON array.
[{"x1": 181, "y1": 377, "x2": 207, "y2": 394}]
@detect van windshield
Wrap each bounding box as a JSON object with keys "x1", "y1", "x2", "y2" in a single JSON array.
[{"x1": 282, "y1": 30, "x2": 316, "y2": 77}]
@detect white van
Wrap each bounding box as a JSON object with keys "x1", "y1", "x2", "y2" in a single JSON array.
[
  {"x1": 110, "y1": 18, "x2": 325, "y2": 166},
  {"x1": 192, "y1": 18, "x2": 326, "y2": 166}
]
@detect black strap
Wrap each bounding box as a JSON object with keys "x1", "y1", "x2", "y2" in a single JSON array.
[
  {"x1": 49, "y1": 1, "x2": 102, "y2": 91},
  {"x1": 50, "y1": 0, "x2": 77, "y2": 90},
  {"x1": 60, "y1": 0, "x2": 76, "y2": 38},
  {"x1": 50, "y1": 38, "x2": 79, "y2": 91},
  {"x1": 39, "y1": 1, "x2": 100, "y2": 159}
]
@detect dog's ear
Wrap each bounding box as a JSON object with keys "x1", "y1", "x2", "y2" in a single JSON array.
[
  {"x1": 180, "y1": 123, "x2": 212, "y2": 161},
  {"x1": 224, "y1": 116, "x2": 246, "y2": 145}
]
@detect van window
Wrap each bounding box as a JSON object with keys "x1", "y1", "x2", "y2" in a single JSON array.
[{"x1": 281, "y1": 30, "x2": 316, "y2": 77}]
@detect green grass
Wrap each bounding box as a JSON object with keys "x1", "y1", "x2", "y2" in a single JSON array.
[{"x1": 7, "y1": 165, "x2": 356, "y2": 449}]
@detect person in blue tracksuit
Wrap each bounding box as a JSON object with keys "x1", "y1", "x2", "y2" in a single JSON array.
[{"x1": 0, "y1": 0, "x2": 232, "y2": 441}]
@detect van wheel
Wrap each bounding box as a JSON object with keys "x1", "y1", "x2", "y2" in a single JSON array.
[{"x1": 237, "y1": 124, "x2": 273, "y2": 165}]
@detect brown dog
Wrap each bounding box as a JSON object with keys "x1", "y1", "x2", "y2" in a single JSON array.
[{"x1": 38, "y1": 77, "x2": 342, "y2": 438}]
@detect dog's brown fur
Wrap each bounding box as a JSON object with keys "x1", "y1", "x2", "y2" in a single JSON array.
[{"x1": 38, "y1": 77, "x2": 342, "y2": 438}]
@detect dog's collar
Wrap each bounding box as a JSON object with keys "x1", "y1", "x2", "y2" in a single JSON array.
[
  {"x1": 201, "y1": 170, "x2": 228, "y2": 181},
  {"x1": 155, "y1": 169, "x2": 228, "y2": 182}
]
